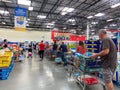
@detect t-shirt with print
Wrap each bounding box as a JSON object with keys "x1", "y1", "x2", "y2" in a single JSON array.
[{"x1": 101, "y1": 37, "x2": 117, "y2": 69}]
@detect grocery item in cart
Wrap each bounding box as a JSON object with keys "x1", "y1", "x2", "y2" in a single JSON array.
[{"x1": 78, "y1": 75, "x2": 98, "y2": 85}]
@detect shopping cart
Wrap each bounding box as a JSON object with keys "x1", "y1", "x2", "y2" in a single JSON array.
[
  {"x1": 49, "y1": 50, "x2": 57, "y2": 61},
  {"x1": 76, "y1": 55, "x2": 106, "y2": 90},
  {"x1": 55, "y1": 51, "x2": 62, "y2": 64}
]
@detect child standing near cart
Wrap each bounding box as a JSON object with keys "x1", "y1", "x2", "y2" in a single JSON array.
[{"x1": 27, "y1": 45, "x2": 32, "y2": 58}]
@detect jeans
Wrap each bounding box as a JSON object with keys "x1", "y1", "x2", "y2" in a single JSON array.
[
  {"x1": 61, "y1": 52, "x2": 67, "y2": 66},
  {"x1": 39, "y1": 50, "x2": 44, "y2": 59}
]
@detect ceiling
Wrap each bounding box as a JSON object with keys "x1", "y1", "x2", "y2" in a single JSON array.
[{"x1": 0, "y1": 0, "x2": 120, "y2": 34}]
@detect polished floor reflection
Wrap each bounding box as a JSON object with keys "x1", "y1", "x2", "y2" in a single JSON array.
[{"x1": 0, "y1": 54, "x2": 119, "y2": 90}]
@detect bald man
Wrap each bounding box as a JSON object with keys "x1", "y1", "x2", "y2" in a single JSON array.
[{"x1": 90, "y1": 30, "x2": 117, "y2": 90}]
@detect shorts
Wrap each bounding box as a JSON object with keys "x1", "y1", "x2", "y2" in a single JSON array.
[{"x1": 102, "y1": 68, "x2": 116, "y2": 83}]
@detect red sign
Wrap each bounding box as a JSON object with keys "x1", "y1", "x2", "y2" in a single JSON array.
[{"x1": 51, "y1": 30, "x2": 85, "y2": 41}]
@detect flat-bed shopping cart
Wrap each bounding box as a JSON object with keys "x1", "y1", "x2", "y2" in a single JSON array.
[
  {"x1": 75, "y1": 54, "x2": 106, "y2": 90},
  {"x1": 67, "y1": 52, "x2": 106, "y2": 90}
]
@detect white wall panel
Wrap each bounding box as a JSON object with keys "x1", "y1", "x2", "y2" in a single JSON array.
[{"x1": 0, "y1": 28, "x2": 51, "y2": 42}]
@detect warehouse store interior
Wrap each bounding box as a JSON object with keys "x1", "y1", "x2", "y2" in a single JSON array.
[{"x1": 0, "y1": 0, "x2": 120, "y2": 90}]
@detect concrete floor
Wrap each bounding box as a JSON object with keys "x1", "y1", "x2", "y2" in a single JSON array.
[{"x1": 0, "y1": 54, "x2": 119, "y2": 90}]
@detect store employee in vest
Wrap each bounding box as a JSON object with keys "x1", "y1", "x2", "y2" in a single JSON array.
[{"x1": 90, "y1": 30, "x2": 117, "y2": 90}]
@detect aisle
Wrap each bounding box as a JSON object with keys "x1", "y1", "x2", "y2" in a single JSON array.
[
  {"x1": 0, "y1": 54, "x2": 119, "y2": 90},
  {"x1": 0, "y1": 55, "x2": 80, "y2": 90}
]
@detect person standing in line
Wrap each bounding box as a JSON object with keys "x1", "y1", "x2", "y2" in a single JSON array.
[
  {"x1": 76, "y1": 41, "x2": 86, "y2": 54},
  {"x1": 74, "y1": 41, "x2": 86, "y2": 68},
  {"x1": 53, "y1": 41, "x2": 58, "y2": 51},
  {"x1": 39, "y1": 40, "x2": 45, "y2": 61},
  {"x1": 90, "y1": 30, "x2": 117, "y2": 90},
  {"x1": 59, "y1": 42, "x2": 68, "y2": 67}
]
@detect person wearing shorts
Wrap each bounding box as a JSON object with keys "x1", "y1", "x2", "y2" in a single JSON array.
[{"x1": 90, "y1": 30, "x2": 117, "y2": 90}]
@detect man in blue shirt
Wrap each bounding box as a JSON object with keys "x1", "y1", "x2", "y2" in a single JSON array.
[{"x1": 59, "y1": 42, "x2": 68, "y2": 66}]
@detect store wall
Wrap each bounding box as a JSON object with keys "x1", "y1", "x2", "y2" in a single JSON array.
[{"x1": 0, "y1": 28, "x2": 51, "y2": 42}]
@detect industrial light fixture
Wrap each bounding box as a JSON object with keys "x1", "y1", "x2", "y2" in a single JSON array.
[
  {"x1": 61, "y1": 12, "x2": 67, "y2": 15},
  {"x1": 51, "y1": 21, "x2": 55, "y2": 24},
  {"x1": 2, "y1": 0, "x2": 12, "y2": 3},
  {"x1": 87, "y1": 16, "x2": 93, "y2": 19},
  {"x1": 111, "y1": 3, "x2": 120, "y2": 8},
  {"x1": 47, "y1": 23, "x2": 54, "y2": 26},
  {"x1": 0, "y1": 10, "x2": 9, "y2": 14},
  {"x1": 91, "y1": 30, "x2": 95, "y2": 31},
  {"x1": 18, "y1": 0, "x2": 31, "y2": 6},
  {"x1": 63, "y1": 7, "x2": 74, "y2": 12},
  {"x1": 91, "y1": 22, "x2": 98, "y2": 24},
  {"x1": 37, "y1": 15, "x2": 46, "y2": 19},
  {"x1": 95, "y1": 13, "x2": 105, "y2": 17},
  {"x1": 72, "y1": 23, "x2": 76, "y2": 25},
  {"x1": 68, "y1": 19, "x2": 75, "y2": 22},
  {"x1": 110, "y1": 24, "x2": 117, "y2": 26},
  {"x1": 107, "y1": 19, "x2": 113, "y2": 22},
  {"x1": 63, "y1": 27, "x2": 67, "y2": 29},
  {"x1": 2, "y1": 22, "x2": 6, "y2": 24},
  {"x1": 61, "y1": 7, "x2": 74, "y2": 15},
  {"x1": 28, "y1": 7, "x2": 33, "y2": 11},
  {"x1": 91, "y1": 32, "x2": 95, "y2": 35}
]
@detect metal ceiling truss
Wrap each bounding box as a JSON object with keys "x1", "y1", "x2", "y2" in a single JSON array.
[{"x1": 0, "y1": 0, "x2": 119, "y2": 31}]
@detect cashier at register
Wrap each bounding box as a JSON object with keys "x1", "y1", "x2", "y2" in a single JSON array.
[{"x1": 90, "y1": 30, "x2": 117, "y2": 90}]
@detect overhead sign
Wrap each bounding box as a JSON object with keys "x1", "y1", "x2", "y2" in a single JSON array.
[
  {"x1": 51, "y1": 30, "x2": 85, "y2": 41},
  {"x1": 14, "y1": 7, "x2": 26, "y2": 31}
]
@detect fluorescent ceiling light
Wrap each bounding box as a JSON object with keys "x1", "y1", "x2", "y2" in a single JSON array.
[
  {"x1": 92, "y1": 22, "x2": 98, "y2": 24},
  {"x1": 61, "y1": 7, "x2": 74, "y2": 15},
  {"x1": 47, "y1": 23, "x2": 54, "y2": 26},
  {"x1": 2, "y1": 0, "x2": 12, "y2": 3},
  {"x1": 107, "y1": 19, "x2": 113, "y2": 22},
  {"x1": 63, "y1": 27, "x2": 67, "y2": 29},
  {"x1": 91, "y1": 30, "x2": 95, "y2": 31},
  {"x1": 61, "y1": 12, "x2": 67, "y2": 15},
  {"x1": 68, "y1": 19, "x2": 75, "y2": 22},
  {"x1": 52, "y1": 21, "x2": 55, "y2": 24},
  {"x1": 0, "y1": 10, "x2": 9, "y2": 14},
  {"x1": 67, "y1": 8, "x2": 74, "y2": 12},
  {"x1": 87, "y1": 16, "x2": 93, "y2": 19},
  {"x1": 62, "y1": 7, "x2": 69, "y2": 12},
  {"x1": 111, "y1": 3, "x2": 120, "y2": 8},
  {"x1": 110, "y1": 24, "x2": 117, "y2": 26},
  {"x1": 95, "y1": 13, "x2": 105, "y2": 17},
  {"x1": 91, "y1": 32, "x2": 95, "y2": 35},
  {"x1": 2, "y1": 22, "x2": 6, "y2": 24},
  {"x1": 62, "y1": 7, "x2": 74, "y2": 12},
  {"x1": 18, "y1": 0, "x2": 31, "y2": 6},
  {"x1": 37, "y1": 15, "x2": 46, "y2": 19},
  {"x1": 72, "y1": 23, "x2": 76, "y2": 25},
  {"x1": 28, "y1": 7, "x2": 33, "y2": 11}
]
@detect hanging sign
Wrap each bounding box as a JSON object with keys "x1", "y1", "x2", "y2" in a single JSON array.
[{"x1": 14, "y1": 7, "x2": 26, "y2": 31}]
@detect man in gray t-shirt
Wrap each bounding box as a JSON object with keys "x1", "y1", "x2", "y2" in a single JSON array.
[{"x1": 90, "y1": 30, "x2": 117, "y2": 90}]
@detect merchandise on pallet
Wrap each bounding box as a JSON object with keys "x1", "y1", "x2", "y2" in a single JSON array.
[{"x1": 0, "y1": 51, "x2": 14, "y2": 80}]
